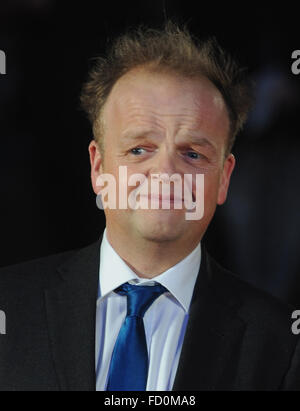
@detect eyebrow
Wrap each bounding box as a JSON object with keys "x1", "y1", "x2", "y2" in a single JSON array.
[
  {"x1": 121, "y1": 129, "x2": 217, "y2": 153},
  {"x1": 183, "y1": 135, "x2": 217, "y2": 153},
  {"x1": 121, "y1": 129, "x2": 156, "y2": 141}
]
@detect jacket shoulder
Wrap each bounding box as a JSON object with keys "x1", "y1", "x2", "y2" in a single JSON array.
[
  {"x1": 0, "y1": 247, "x2": 81, "y2": 289},
  {"x1": 206, "y1": 252, "x2": 296, "y2": 332}
]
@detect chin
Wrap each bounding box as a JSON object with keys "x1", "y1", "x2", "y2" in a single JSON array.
[
  {"x1": 138, "y1": 229, "x2": 182, "y2": 243},
  {"x1": 134, "y1": 211, "x2": 186, "y2": 243}
]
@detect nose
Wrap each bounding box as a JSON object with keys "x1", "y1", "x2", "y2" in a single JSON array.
[{"x1": 148, "y1": 145, "x2": 178, "y2": 177}]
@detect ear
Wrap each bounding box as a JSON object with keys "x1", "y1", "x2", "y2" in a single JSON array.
[
  {"x1": 217, "y1": 153, "x2": 236, "y2": 205},
  {"x1": 88, "y1": 140, "x2": 103, "y2": 196}
]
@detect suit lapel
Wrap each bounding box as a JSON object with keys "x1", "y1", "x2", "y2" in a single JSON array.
[
  {"x1": 172, "y1": 247, "x2": 247, "y2": 390},
  {"x1": 44, "y1": 238, "x2": 101, "y2": 391}
]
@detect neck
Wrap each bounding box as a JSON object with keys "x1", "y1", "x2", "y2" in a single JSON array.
[{"x1": 105, "y1": 224, "x2": 201, "y2": 279}]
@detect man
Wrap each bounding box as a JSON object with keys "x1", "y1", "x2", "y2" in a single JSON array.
[{"x1": 0, "y1": 22, "x2": 300, "y2": 391}]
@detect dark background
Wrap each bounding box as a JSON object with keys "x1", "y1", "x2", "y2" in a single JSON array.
[{"x1": 0, "y1": 1, "x2": 300, "y2": 305}]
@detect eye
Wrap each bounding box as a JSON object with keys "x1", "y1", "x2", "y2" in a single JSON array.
[
  {"x1": 185, "y1": 151, "x2": 203, "y2": 160},
  {"x1": 130, "y1": 147, "x2": 146, "y2": 155}
]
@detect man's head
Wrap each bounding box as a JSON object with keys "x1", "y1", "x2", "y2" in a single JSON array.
[{"x1": 81, "y1": 22, "x2": 253, "y2": 247}]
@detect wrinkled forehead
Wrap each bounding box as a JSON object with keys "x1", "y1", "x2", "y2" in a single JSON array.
[{"x1": 102, "y1": 68, "x2": 230, "y2": 136}]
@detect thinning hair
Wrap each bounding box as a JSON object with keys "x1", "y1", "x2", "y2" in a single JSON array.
[{"x1": 80, "y1": 21, "x2": 254, "y2": 155}]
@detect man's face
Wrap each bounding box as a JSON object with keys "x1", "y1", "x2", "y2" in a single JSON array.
[{"x1": 89, "y1": 68, "x2": 235, "y2": 245}]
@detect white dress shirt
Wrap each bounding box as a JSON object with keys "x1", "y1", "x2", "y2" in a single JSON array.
[{"x1": 95, "y1": 228, "x2": 201, "y2": 391}]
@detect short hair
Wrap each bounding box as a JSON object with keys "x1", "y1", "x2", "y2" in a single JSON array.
[{"x1": 80, "y1": 21, "x2": 254, "y2": 155}]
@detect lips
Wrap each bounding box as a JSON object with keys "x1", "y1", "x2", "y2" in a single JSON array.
[
  {"x1": 139, "y1": 194, "x2": 183, "y2": 202},
  {"x1": 153, "y1": 195, "x2": 182, "y2": 202}
]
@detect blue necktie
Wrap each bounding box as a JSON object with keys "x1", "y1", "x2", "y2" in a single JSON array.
[{"x1": 106, "y1": 281, "x2": 167, "y2": 391}]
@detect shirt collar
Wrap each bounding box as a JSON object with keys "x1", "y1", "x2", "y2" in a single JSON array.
[{"x1": 98, "y1": 228, "x2": 201, "y2": 313}]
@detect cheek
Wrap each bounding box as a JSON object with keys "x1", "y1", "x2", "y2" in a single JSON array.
[{"x1": 202, "y1": 174, "x2": 221, "y2": 205}]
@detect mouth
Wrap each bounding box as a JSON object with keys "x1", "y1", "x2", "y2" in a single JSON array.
[{"x1": 139, "y1": 193, "x2": 196, "y2": 203}]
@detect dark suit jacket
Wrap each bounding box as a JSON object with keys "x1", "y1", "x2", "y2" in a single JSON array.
[{"x1": 0, "y1": 233, "x2": 300, "y2": 391}]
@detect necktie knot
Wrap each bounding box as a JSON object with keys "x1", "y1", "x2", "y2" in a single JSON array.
[{"x1": 114, "y1": 282, "x2": 168, "y2": 318}]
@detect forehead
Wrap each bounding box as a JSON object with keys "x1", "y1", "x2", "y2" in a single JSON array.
[{"x1": 102, "y1": 68, "x2": 229, "y2": 137}]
